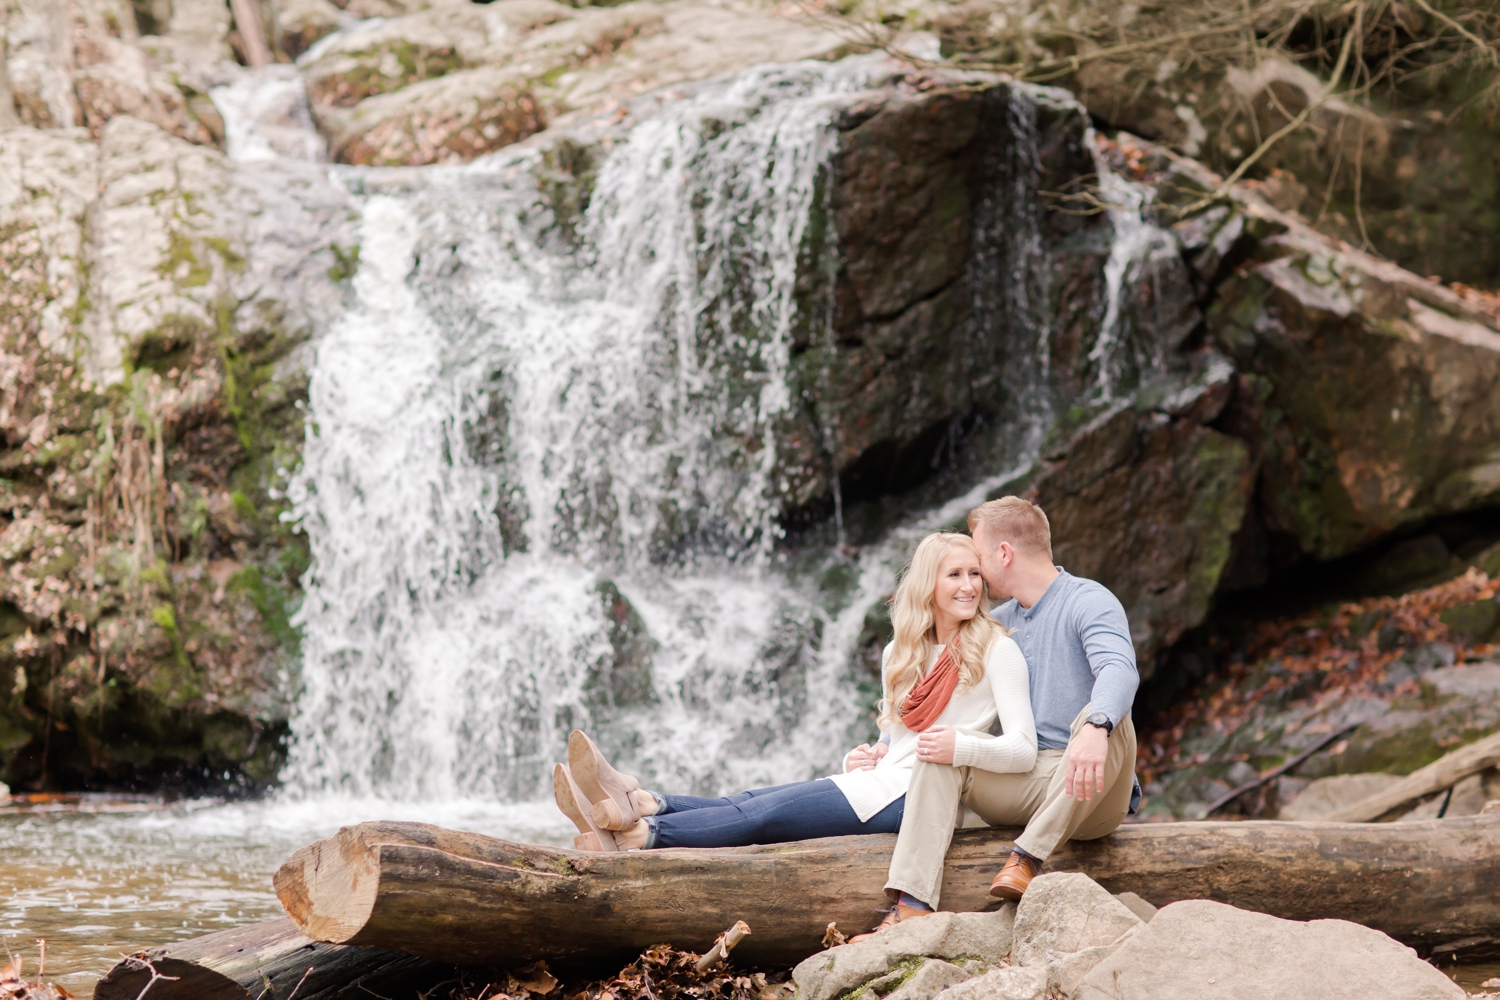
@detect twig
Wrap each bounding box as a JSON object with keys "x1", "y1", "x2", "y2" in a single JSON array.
[
  {"x1": 285, "y1": 966, "x2": 315, "y2": 1000},
  {"x1": 1406, "y1": 0, "x2": 1498, "y2": 64},
  {"x1": 694, "y1": 921, "x2": 751, "y2": 973},
  {"x1": 1202, "y1": 723, "x2": 1359, "y2": 816},
  {"x1": 121, "y1": 955, "x2": 182, "y2": 1000},
  {"x1": 1178, "y1": 1, "x2": 1366, "y2": 216}
]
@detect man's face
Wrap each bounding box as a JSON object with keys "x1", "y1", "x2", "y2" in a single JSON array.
[{"x1": 971, "y1": 525, "x2": 1013, "y2": 600}]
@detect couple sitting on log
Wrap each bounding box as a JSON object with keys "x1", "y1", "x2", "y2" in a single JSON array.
[{"x1": 554, "y1": 495, "x2": 1139, "y2": 937}]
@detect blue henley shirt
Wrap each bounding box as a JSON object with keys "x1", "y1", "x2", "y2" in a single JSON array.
[{"x1": 991, "y1": 568, "x2": 1138, "y2": 751}]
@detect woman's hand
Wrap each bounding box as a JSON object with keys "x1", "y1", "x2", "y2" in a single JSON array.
[
  {"x1": 846, "y1": 742, "x2": 889, "y2": 771},
  {"x1": 917, "y1": 726, "x2": 958, "y2": 765}
]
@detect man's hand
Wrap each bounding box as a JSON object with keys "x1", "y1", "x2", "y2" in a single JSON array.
[
  {"x1": 917, "y1": 726, "x2": 958, "y2": 765},
  {"x1": 1065, "y1": 723, "x2": 1110, "y2": 800},
  {"x1": 846, "y1": 742, "x2": 889, "y2": 771}
]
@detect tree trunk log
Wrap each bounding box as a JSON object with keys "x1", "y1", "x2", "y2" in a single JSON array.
[
  {"x1": 1324, "y1": 731, "x2": 1500, "y2": 822},
  {"x1": 273, "y1": 817, "x2": 1500, "y2": 968},
  {"x1": 92, "y1": 917, "x2": 447, "y2": 1000}
]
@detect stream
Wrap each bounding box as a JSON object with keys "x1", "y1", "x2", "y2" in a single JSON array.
[{"x1": 0, "y1": 799, "x2": 572, "y2": 990}]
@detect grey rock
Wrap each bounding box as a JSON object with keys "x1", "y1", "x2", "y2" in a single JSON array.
[
  {"x1": 882, "y1": 960, "x2": 975, "y2": 1000},
  {"x1": 1011, "y1": 873, "x2": 1143, "y2": 968},
  {"x1": 1111, "y1": 893, "x2": 1157, "y2": 923},
  {"x1": 1426, "y1": 662, "x2": 1500, "y2": 699},
  {"x1": 1074, "y1": 899, "x2": 1465, "y2": 1000},
  {"x1": 1280, "y1": 772, "x2": 1404, "y2": 821},
  {"x1": 935, "y1": 967, "x2": 1047, "y2": 1000},
  {"x1": 792, "y1": 908, "x2": 1015, "y2": 1000}
]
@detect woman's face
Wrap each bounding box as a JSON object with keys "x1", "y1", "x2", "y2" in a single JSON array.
[{"x1": 932, "y1": 545, "x2": 984, "y2": 625}]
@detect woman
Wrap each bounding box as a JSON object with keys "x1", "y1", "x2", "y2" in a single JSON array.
[{"x1": 554, "y1": 532, "x2": 1037, "y2": 875}]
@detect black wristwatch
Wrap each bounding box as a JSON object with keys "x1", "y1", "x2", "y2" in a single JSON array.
[{"x1": 1085, "y1": 712, "x2": 1114, "y2": 735}]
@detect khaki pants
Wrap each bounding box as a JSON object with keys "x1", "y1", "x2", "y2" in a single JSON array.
[{"x1": 885, "y1": 704, "x2": 1136, "y2": 908}]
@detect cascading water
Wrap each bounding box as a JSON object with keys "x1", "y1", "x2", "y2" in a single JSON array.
[
  {"x1": 283, "y1": 61, "x2": 886, "y2": 802},
  {"x1": 202, "y1": 58, "x2": 1180, "y2": 807}
]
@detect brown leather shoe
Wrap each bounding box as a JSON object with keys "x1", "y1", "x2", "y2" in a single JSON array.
[
  {"x1": 989, "y1": 849, "x2": 1044, "y2": 900},
  {"x1": 847, "y1": 903, "x2": 934, "y2": 943}
]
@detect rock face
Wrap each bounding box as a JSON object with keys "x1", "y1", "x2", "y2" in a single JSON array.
[
  {"x1": 1074, "y1": 899, "x2": 1466, "y2": 1000},
  {"x1": 1008, "y1": 873, "x2": 1144, "y2": 998},
  {"x1": 5, "y1": 0, "x2": 1500, "y2": 791},
  {"x1": 0, "y1": 115, "x2": 352, "y2": 789},
  {"x1": 300, "y1": 0, "x2": 851, "y2": 165}
]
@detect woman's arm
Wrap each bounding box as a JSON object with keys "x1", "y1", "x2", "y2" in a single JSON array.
[
  {"x1": 843, "y1": 642, "x2": 896, "y2": 771},
  {"x1": 952, "y1": 637, "x2": 1037, "y2": 773}
]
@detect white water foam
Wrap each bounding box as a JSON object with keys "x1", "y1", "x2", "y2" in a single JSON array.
[{"x1": 282, "y1": 61, "x2": 884, "y2": 802}]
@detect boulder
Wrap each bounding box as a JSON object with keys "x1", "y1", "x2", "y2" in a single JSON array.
[
  {"x1": 72, "y1": 34, "x2": 218, "y2": 145},
  {"x1": 1010, "y1": 873, "x2": 1143, "y2": 997},
  {"x1": 1074, "y1": 899, "x2": 1465, "y2": 1000},
  {"x1": 306, "y1": 0, "x2": 848, "y2": 165},
  {"x1": 1011, "y1": 873, "x2": 1144, "y2": 968},
  {"x1": 791, "y1": 908, "x2": 1015, "y2": 1000},
  {"x1": 276, "y1": 0, "x2": 345, "y2": 58},
  {"x1": 1280, "y1": 773, "x2": 1404, "y2": 821},
  {"x1": 934, "y1": 967, "x2": 1047, "y2": 1000},
  {"x1": 881, "y1": 960, "x2": 975, "y2": 1000},
  {"x1": 1111, "y1": 893, "x2": 1156, "y2": 924}
]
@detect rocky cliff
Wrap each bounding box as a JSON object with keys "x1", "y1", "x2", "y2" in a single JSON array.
[{"x1": 2, "y1": 0, "x2": 1497, "y2": 793}]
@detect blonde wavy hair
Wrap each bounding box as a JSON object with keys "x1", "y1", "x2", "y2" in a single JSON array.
[{"x1": 877, "y1": 532, "x2": 1009, "y2": 731}]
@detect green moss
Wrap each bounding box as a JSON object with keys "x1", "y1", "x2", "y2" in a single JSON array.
[
  {"x1": 327, "y1": 243, "x2": 361, "y2": 283},
  {"x1": 158, "y1": 230, "x2": 212, "y2": 288},
  {"x1": 229, "y1": 565, "x2": 301, "y2": 656}
]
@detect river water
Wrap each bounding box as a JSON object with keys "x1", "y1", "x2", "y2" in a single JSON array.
[{"x1": 0, "y1": 798, "x2": 573, "y2": 990}]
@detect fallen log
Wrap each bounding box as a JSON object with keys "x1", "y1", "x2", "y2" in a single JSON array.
[
  {"x1": 1325, "y1": 730, "x2": 1500, "y2": 822},
  {"x1": 92, "y1": 917, "x2": 448, "y2": 1000},
  {"x1": 274, "y1": 816, "x2": 1500, "y2": 968}
]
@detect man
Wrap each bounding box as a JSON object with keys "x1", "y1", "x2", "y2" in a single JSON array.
[{"x1": 875, "y1": 495, "x2": 1139, "y2": 925}]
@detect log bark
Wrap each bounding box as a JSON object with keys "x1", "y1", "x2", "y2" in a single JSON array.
[
  {"x1": 92, "y1": 918, "x2": 447, "y2": 1000},
  {"x1": 274, "y1": 817, "x2": 1500, "y2": 968},
  {"x1": 1325, "y1": 731, "x2": 1500, "y2": 822}
]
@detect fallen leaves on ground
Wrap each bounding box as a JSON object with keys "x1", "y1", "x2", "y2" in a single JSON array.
[
  {"x1": 445, "y1": 950, "x2": 791, "y2": 1000},
  {"x1": 1139, "y1": 569, "x2": 1499, "y2": 785}
]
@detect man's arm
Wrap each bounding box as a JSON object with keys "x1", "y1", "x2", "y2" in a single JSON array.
[
  {"x1": 1077, "y1": 586, "x2": 1138, "y2": 726},
  {"x1": 1064, "y1": 585, "x2": 1138, "y2": 800}
]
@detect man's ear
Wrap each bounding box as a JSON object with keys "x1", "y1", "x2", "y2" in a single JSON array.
[{"x1": 996, "y1": 540, "x2": 1015, "y2": 566}]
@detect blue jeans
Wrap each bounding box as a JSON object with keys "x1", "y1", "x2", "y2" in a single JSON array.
[{"x1": 643, "y1": 779, "x2": 905, "y2": 848}]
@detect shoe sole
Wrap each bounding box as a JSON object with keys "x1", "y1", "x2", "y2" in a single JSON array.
[
  {"x1": 988, "y1": 881, "x2": 1027, "y2": 901},
  {"x1": 553, "y1": 763, "x2": 620, "y2": 851},
  {"x1": 568, "y1": 730, "x2": 640, "y2": 831}
]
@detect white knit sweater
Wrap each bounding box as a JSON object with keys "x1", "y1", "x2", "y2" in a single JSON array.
[{"x1": 827, "y1": 637, "x2": 1037, "y2": 822}]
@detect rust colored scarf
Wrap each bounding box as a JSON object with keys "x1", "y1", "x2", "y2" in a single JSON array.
[{"x1": 900, "y1": 643, "x2": 961, "y2": 732}]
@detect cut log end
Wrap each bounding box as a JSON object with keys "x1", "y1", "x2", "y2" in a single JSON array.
[{"x1": 272, "y1": 826, "x2": 382, "y2": 946}]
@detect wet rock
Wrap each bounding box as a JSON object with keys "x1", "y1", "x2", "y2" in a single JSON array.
[
  {"x1": 1074, "y1": 899, "x2": 1466, "y2": 1000},
  {"x1": 791, "y1": 907, "x2": 1015, "y2": 1000},
  {"x1": 1034, "y1": 405, "x2": 1254, "y2": 664},
  {"x1": 276, "y1": 0, "x2": 345, "y2": 58},
  {"x1": 1207, "y1": 198, "x2": 1500, "y2": 562}
]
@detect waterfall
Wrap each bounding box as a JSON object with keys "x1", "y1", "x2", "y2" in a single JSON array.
[
  {"x1": 203, "y1": 57, "x2": 1174, "y2": 806},
  {"x1": 280, "y1": 60, "x2": 890, "y2": 802}
]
